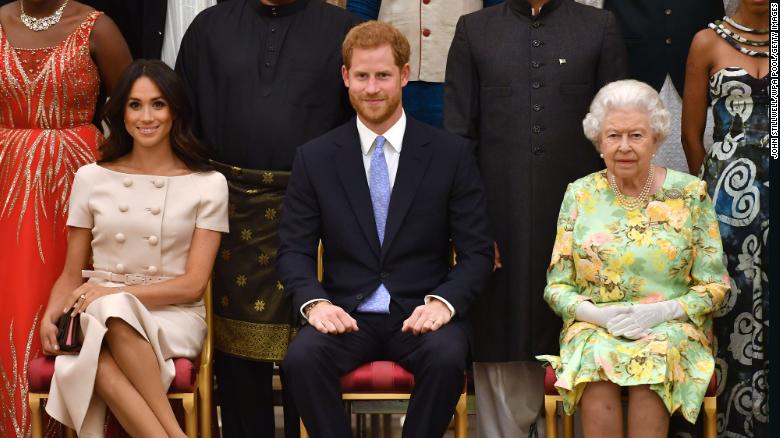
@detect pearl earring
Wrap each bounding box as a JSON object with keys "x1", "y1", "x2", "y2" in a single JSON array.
[
  {"x1": 599, "y1": 153, "x2": 604, "y2": 159},
  {"x1": 652, "y1": 153, "x2": 656, "y2": 158}
]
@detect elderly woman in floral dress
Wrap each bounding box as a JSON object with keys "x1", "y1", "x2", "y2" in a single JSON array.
[{"x1": 537, "y1": 79, "x2": 729, "y2": 437}]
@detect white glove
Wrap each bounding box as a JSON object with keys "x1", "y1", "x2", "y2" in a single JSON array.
[
  {"x1": 574, "y1": 301, "x2": 631, "y2": 328},
  {"x1": 607, "y1": 300, "x2": 687, "y2": 340}
]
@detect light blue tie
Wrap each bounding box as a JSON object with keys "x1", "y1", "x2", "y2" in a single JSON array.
[{"x1": 358, "y1": 135, "x2": 391, "y2": 313}]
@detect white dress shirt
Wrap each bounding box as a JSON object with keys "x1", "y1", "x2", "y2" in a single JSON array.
[{"x1": 300, "y1": 112, "x2": 456, "y2": 320}]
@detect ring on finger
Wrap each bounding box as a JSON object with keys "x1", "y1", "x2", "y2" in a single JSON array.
[{"x1": 79, "y1": 294, "x2": 87, "y2": 300}]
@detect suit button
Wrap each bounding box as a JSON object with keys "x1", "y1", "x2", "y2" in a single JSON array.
[
  {"x1": 118, "y1": 203, "x2": 129, "y2": 212},
  {"x1": 380, "y1": 272, "x2": 389, "y2": 279},
  {"x1": 153, "y1": 178, "x2": 165, "y2": 188},
  {"x1": 533, "y1": 104, "x2": 543, "y2": 112},
  {"x1": 532, "y1": 124, "x2": 542, "y2": 134},
  {"x1": 356, "y1": 294, "x2": 364, "y2": 300},
  {"x1": 122, "y1": 178, "x2": 133, "y2": 187},
  {"x1": 150, "y1": 206, "x2": 161, "y2": 215},
  {"x1": 665, "y1": 37, "x2": 672, "y2": 45},
  {"x1": 533, "y1": 146, "x2": 544, "y2": 155},
  {"x1": 531, "y1": 61, "x2": 541, "y2": 68},
  {"x1": 664, "y1": 8, "x2": 672, "y2": 15},
  {"x1": 531, "y1": 81, "x2": 541, "y2": 89},
  {"x1": 531, "y1": 21, "x2": 541, "y2": 29},
  {"x1": 148, "y1": 235, "x2": 159, "y2": 246},
  {"x1": 115, "y1": 233, "x2": 126, "y2": 243},
  {"x1": 265, "y1": 61, "x2": 271, "y2": 68},
  {"x1": 422, "y1": 28, "x2": 431, "y2": 37},
  {"x1": 531, "y1": 39, "x2": 541, "y2": 47}
]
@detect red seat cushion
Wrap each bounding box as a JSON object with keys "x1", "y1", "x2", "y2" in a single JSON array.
[
  {"x1": 28, "y1": 356, "x2": 198, "y2": 393},
  {"x1": 544, "y1": 365, "x2": 718, "y2": 397},
  {"x1": 341, "y1": 361, "x2": 415, "y2": 393}
]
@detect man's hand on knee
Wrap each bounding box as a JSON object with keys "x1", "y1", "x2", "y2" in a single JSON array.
[
  {"x1": 308, "y1": 302, "x2": 359, "y2": 335},
  {"x1": 402, "y1": 299, "x2": 452, "y2": 335}
]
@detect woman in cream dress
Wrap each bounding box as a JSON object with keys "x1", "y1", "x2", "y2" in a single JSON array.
[{"x1": 39, "y1": 60, "x2": 228, "y2": 437}]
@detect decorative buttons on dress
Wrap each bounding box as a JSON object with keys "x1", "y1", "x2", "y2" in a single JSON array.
[
  {"x1": 422, "y1": 28, "x2": 431, "y2": 37},
  {"x1": 115, "y1": 233, "x2": 126, "y2": 243},
  {"x1": 153, "y1": 178, "x2": 165, "y2": 188},
  {"x1": 115, "y1": 263, "x2": 125, "y2": 273},
  {"x1": 148, "y1": 235, "x2": 159, "y2": 246},
  {"x1": 123, "y1": 178, "x2": 133, "y2": 187},
  {"x1": 148, "y1": 265, "x2": 158, "y2": 274},
  {"x1": 150, "y1": 206, "x2": 161, "y2": 215},
  {"x1": 118, "y1": 203, "x2": 129, "y2": 212}
]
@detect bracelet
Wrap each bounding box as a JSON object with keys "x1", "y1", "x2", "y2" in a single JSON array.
[{"x1": 303, "y1": 301, "x2": 322, "y2": 319}]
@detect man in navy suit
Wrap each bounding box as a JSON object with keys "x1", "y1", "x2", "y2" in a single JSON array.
[{"x1": 279, "y1": 21, "x2": 493, "y2": 438}]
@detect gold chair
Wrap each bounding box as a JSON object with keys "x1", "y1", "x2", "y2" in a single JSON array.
[
  {"x1": 299, "y1": 243, "x2": 468, "y2": 438},
  {"x1": 29, "y1": 282, "x2": 215, "y2": 438}
]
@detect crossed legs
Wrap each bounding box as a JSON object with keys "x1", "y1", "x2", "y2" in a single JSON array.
[
  {"x1": 93, "y1": 317, "x2": 186, "y2": 438},
  {"x1": 580, "y1": 381, "x2": 669, "y2": 438}
]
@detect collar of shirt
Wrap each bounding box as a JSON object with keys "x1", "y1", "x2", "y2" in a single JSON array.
[
  {"x1": 250, "y1": 0, "x2": 309, "y2": 17},
  {"x1": 356, "y1": 111, "x2": 406, "y2": 188},
  {"x1": 508, "y1": 0, "x2": 562, "y2": 19}
]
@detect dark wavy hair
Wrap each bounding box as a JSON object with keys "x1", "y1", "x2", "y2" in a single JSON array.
[{"x1": 98, "y1": 59, "x2": 212, "y2": 171}]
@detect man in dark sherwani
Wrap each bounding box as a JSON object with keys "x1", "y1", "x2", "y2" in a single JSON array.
[
  {"x1": 444, "y1": 0, "x2": 627, "y2": 435},
  {"x1": 176, "y1": 1, "x2": 361, "y2": 436}
]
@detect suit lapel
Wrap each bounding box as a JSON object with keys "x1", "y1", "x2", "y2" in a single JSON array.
[
  {"x1": 334, "y1": 122, "x2": 381, "y2": 256},
  {"x1": 381, "y1": 120, "x2": 433, "y2": 261}
]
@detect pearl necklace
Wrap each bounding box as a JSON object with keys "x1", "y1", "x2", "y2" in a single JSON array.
[
  {"x1": 608, "y1": 167, "x2": 655, "y2": 210},
  {"x1": 20, "y1": 0, "x2": 69, "y2": 32}
]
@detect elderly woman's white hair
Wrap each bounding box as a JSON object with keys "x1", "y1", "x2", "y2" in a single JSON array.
[{"x1": 582, "y1": 79, "x2": 671, "y2": 148}]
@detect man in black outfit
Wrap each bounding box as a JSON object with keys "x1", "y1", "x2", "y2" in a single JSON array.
[{"x1": 279, "y1": 21, "x2": 493, "y2": 438}]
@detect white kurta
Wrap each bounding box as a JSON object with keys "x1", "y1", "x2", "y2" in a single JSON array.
[{"x1": 46, "y1": 164, "x2": 228, "y2": 437}]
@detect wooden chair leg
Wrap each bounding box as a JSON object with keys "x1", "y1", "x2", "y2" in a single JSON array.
[
  {"x1": 29, "y1": 394, "x2": 43, "y2": 438},
  {"x1": 454, "y1": 391, "x2": 468, "y2": 438},
  {"x1": 544, "y1": 395, "x2": 558, "y2": 438},
  {"x1": 563, "y1": 412, "x2": 574, "y2": 438},
  {"x1": 300, "y1": 418, "x2": 310, "y2": 438},
  {"x1": 703, "y1": 396, "x2": 717, "y2": 438},
  {"x1": 182, "y1": 394, "x2": 198, "y2": 438}
]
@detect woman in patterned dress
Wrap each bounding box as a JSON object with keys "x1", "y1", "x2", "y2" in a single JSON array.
[
  {"x1": 0, "y1": 1, "x2": 130, "y2": 436},
  {"x1": 682, "y1": 1, "x2": 769, "y2": 436},
  {"x1": 538, "y1": 79, "x2": 730, "y2": 437}
]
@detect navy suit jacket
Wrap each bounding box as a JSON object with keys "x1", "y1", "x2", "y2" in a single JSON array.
[{"x1": 278, "y1": 116, "x2": 493, "y2": 319}]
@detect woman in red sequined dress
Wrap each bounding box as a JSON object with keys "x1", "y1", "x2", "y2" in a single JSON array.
[{"x1": 0, "y1": 1, "x2": 130, "y2": 436}]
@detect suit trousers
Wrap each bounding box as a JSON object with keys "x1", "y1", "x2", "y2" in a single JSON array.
[{"x1": 282, "y1": 301, "x2": 469, "y2": 438}]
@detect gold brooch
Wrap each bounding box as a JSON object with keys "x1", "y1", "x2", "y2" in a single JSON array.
[{"x1": 665, "y1": 188, "x2": 683, "y2": 199}]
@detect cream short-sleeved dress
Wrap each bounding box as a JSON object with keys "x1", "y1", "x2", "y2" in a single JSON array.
[{"x1": 46, "y1": 163, "x2": 229, "y2": 437}]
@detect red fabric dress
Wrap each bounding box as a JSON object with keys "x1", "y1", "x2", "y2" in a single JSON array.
[{"x1": 0, "y1": 12, "x2": 103, "y2": 437}]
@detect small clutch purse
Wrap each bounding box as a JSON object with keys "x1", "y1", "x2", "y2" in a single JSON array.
[{"x1": 56, "y1": 308, "x2": 82, "y2": 352}]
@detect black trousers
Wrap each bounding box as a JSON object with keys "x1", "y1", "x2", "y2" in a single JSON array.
[
  {"x1": 215, "y1": 352, "x2": 300, "y2": 438},
  {"x1": 282, "y1": 302, "x2": 468, "y2": 438}
]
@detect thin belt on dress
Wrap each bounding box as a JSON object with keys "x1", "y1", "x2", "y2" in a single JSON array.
[{"x1": 82, "y1": 270, "x2": 172, "y2": 285}]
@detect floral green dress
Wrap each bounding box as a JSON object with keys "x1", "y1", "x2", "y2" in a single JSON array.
[{"x1": 537, "y1": 169, "x2": 729, "y2": 423}]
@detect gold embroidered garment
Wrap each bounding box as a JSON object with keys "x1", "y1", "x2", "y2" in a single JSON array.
[
  {"x1": 0, "y1": 12, "x2": 102, "y2": 437},
  {"x1": 210, "y1": 161, "x2": 297, "y2": 361}
]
